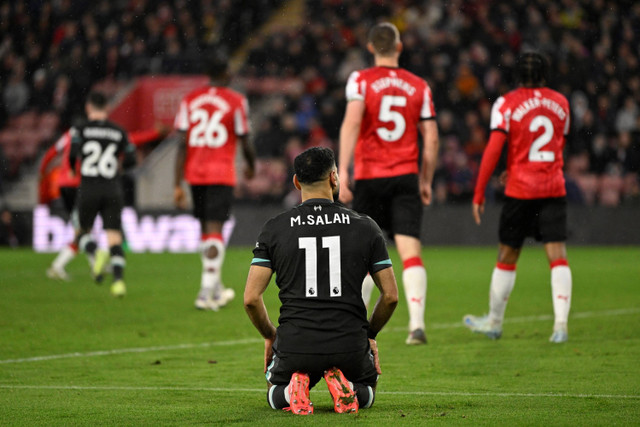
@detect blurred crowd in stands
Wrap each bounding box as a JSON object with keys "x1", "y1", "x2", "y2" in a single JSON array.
[{"x1": 1, "y1": 0, "x2": 639, "y2": 208}]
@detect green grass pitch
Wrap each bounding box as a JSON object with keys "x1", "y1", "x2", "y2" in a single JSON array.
[{"x1": 1, "y1": 246, "x2": 639, "y2": 425}]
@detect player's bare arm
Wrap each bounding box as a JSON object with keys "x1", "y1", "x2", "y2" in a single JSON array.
[
  {"x1": 368, "y1": 266, "x2": 399, "y2": 373},
  {"x1": 239, "y1": 134, "x2": 256, "y2": 180},
  {"x1": 472, "y1": 202, "x2": 485, "y2": 225},
  {"x1": 368, "y1": 338, "x2": 381, "y2": 376},
  {"x1": 243, "y1": 265, "x2": 277, "y2": 372},
  {"x1": 338, "y1": 99, "x2": 365, "y2": 204},
  {"x1": 418, "y1": 119, "x2": 439, "y2": 205},
  {"x1": 173, "y1": 131, "x2": 187, "y2": 209}
]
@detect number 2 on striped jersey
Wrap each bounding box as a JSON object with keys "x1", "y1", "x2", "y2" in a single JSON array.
[{"x1": 528, "y1": 115, "x2": 555, "y2": 162}]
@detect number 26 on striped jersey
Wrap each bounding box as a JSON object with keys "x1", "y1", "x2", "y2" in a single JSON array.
[
  {"x1": 188, "y1": 108, "x2": 228, "y2": 148},
  {"x1": 298, "y1": 236, "x2": 341, "y2": 297}
]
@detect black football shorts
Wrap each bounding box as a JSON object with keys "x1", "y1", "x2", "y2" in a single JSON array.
[
  {"x1": 76, "y1": 181, "x2": 124, "y2": 231},
  {"x1": 190, "y1": 185, "x2": 233, "y2": 222},
  {"x1": 265, "y1": 345, "x2": 378, "y2": 389},
  {"x1": 499, "y1": 196, "x2": 567, "y2": 248},
  {"x1": 59, "y1": 186, "x2": 78, "y2": 215},
  {"x1": 353, "y1": 174, "x2": 422, "y2": 239}
]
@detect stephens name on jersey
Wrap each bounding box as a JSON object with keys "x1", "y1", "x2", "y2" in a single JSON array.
[{"x1": 252, "y1": 198, "x2": 392, "y2": 355}]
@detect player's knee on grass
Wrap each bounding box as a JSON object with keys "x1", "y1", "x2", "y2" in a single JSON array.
[
  {"x1": 354, "y1": 383, "x2": 375, "y2": 409},
  {"x1": 267, "y1": 384, "x2": 289, "y2": 409},
  {"x1": 263, "y1": 383, "x2": 376, "y2": 410}
]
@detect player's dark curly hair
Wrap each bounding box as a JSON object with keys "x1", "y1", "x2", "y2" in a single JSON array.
[
  {"x1": 204, "y1": 50, "x2": 229, "y2": 80},
  {"x1": 294, "y1": 147, "x2": 336, "y2": 184},
  {"x1": 86, "y1": 91, "x2": 108, "y2": 109},
  {"x1": 516, "y1": 52, "x2": 548, "y2": 87}
]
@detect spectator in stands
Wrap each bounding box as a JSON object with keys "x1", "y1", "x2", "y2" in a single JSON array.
[
  {"x1": 0, "y1": 0, "x2": 639, "y2": 205},
  {"x1": 3, "y1": 59, "x2": 29, "y2": 116}
]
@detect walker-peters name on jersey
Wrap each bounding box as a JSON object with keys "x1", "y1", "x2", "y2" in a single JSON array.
[{"x1": 32, "y1": 205, "x2": 234, "y2": 252}]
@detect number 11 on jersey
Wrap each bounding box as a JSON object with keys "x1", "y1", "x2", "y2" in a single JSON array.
[{"x1": 298, "y1": 236, "x2": 342, "y2": 297}]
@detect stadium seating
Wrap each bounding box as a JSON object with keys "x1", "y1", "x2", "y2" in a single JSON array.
[{"x1": 0, "y1": 0, "x2": 638, "y2": 206}]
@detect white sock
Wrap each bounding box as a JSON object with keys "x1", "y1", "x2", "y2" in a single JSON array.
[
  {"x1": 551, "y1": 264, "x2": 572, "y2": 330},
  {"x1": 201, "y1": 238, "x2": 225, "y2": 298},
  {"x1": 52, "y1": 244, "x2": 77, "y2": 270},
  {"x1": 361, "y1": 275, "x2": 375, "y2": 308},
  {"x1": 222, "y1": 216, "x2": 236, "y2": 245},
  {"x1": 283, "y1": 384, "x2": 290, "y2": 404},
  {"x1": 403, "y1": 265, "x2": 427, "y2": 331},
  {"x1": 488, "y1": 265, "x2": 516, "y2": 327}
]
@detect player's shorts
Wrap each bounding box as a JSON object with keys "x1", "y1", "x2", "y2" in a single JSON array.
[
  {"x1": 499, "y1": 196, "x2": 567, "y2": 248},
  {"x1": 190, "y1": 185, "x2": 233, "y2": 223},
  {"x1": 59, "y1": 186, "x2": 78, "y2": 215},
  {"x1": 76, "y1": 181, "x2": 124, "y2": 231},
  {"x1": 353, "y1": 174, "x2": 422, "y2": 238},
  {"x1": 266, "y1": 345, "x2": 378, "y2": 389}
]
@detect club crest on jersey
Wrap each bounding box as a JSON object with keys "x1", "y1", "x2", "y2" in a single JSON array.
[{"x1": 290, "y1": 213, "x2": 351, "y2": 227}]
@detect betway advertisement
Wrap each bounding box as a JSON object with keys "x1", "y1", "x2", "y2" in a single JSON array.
[{"x1": 33, "y1": 205, "x2": 234, "y2": 253}]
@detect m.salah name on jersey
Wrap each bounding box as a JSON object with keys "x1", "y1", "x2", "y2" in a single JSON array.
[{"x1": 290, "y1": 212, "x2": 352, "y2": 227}]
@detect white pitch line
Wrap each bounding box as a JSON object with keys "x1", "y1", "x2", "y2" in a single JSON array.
[
  {"x1": 387, "y1": 307, "x2": 640, "y2": 333},
  {"x1": 0, "y1": 338, "x2": 262, "y2": 365},
  {"x1": 1, "y1": 307, "x2": 639, "y2": 365},
  {"x1": 0, "y1": 384, "x2": 638, "y2": 400}
]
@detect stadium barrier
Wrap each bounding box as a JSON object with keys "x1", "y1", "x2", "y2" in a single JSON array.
[{"x1": 21, "y1": 203, "x2": 640, "y2": 252}]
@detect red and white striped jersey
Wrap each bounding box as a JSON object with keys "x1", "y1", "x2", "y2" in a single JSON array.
[
  {"x1": 345, "y1": 66, "x2": 436, "y2": 180},
  {"x1": 174, "y1": 86, "x2": 250, "y2": 186},
  {"x1": 490, "y1": 87, "x2": 570, "y2": 199}
]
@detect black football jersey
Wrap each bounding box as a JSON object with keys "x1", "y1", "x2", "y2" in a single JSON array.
[
  {"x1": 252, "y1": 198, "x2": 392, "y2": 354},
  {"x1": 69, "y1": 120, "x2": 133, "y2": 186}
]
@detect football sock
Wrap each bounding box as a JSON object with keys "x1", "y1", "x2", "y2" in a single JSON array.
[
  {"x1": 201, "y1": 234, "x2": 225, "y2": 298},
  {"x1": 353, "y1": 383, "x2": 375, "y2": 409},
  {"x1": 78, "y1": 234, "x2": 97, "y2": 266},
  {"x1": 267, "y1": 384, "x2": 289, "y2": 409},
  {"x1": 550, "y1": 259, "x2": 572, "y2": 330},
  {"x1": 488, "y1": 263, "x2": 517, "y2": 327},
  {"x1": 79, "y1": 234, "x2": 97, "y2": 255},
  {"x1": 52, "y1": 243, "x2": 77, "y2": 270},
  {"x1": 361, "y1": 274, "x2": 375, "y2": 308},
  {"x1": 402, "y1": 257, "x2": 427, "y2": 331},
  {"x1": 110, "y1": 245, "x2": 125, "y2": 281},
  {"x1": 222, "y1": 216, "x2": 236, "y2": 245}
]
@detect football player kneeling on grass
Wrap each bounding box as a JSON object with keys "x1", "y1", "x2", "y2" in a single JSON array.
[{"x1": 244, "y1": 147, "x2": 398, "y2": 414}]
